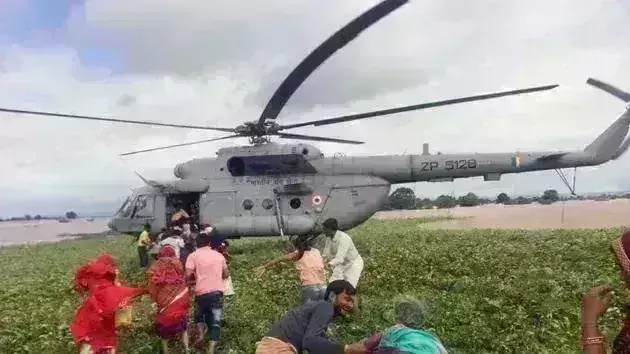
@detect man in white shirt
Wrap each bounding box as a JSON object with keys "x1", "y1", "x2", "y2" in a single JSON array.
[
  {"x1": 159, "y1": 229, "x2": 186, "y2": 259},
  {"x1": 321, "y1": 218, "x2": 364, "y2": 288}
]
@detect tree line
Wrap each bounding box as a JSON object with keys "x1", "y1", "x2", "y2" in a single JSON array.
[
  {"x1": 0, "y1": 211, "x2": 78, "y2": 222},
  {"x1": 381, "y1": 187, "x2": 630, "y2": 211}
]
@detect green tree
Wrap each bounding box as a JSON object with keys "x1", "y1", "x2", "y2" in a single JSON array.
[
  {"x1": 24, "y1": 214, "x2": 32, "y2": 221},
  {"x1": 541, "y1": 189, "x2": 559, "y2": 204},
  {"x1": 458, "y1": 192, "x2": 480, "y2": 207},
  {"x1": 435, "y1": 194, "x2": 457, "y2": 209},
  {"x1": 496, "y1": 192, "x2": 511, "y2": 205},
  {"x1": 414, "y1": 197, "x2": 433, "y2": 209},
  {"x1": 388, "y1": 187, "x2": 416, "y2": 210},
  {"x1": 514, "y1": 196, "x2": 532, "y2": 205},
  {"x1": 65, "y1": 211, "x2": 78, "y2": 219},
  {"x1": 34, "y1": 215, "x2": 42, "y2": 220}
]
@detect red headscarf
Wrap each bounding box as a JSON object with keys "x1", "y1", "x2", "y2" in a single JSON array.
[
  {"x1": 70, "y1": 254, "x2": 147, "y2": 352},
  {"x1": 613, "y1": 231, "x2": 630, "y2": 276},
  {"x1": 159, "y1": 245, "x2": 176, "y2": 258},
  {"x1": 73, "y1": 254, "x2": 118, "y2": 293}
]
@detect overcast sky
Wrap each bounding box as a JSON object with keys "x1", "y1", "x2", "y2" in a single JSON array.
[{"x1": 0, "y1": 0, "x2": 629, "y2": 216}]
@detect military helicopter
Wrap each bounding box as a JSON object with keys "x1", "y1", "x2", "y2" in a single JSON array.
[{"x1": 1, "y1": 0, "x2": 629, "y2": 238}]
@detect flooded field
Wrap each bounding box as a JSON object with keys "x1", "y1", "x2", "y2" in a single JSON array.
[
  {"x1": 2, "y1": 199, "x2": 629, "y2": 246},
  {"x1": 0, "y1": 218, "x2": 111, "y2": 246},
  {"x1": 373, "y1": 198, "x2": 630, "y2": 229}
]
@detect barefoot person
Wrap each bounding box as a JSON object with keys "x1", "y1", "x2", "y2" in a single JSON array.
[
  {"x1": 147, "y1": 246, "x2": 191, "y2": 353},
  {"x1": 321, "y1": 218, "x2": 364, "y2": 288},
  {"x1": 255, "y1": 280, "x2": 360, "y2": 354},
  {"x1": 255, "y1": 235, "x2": 326, "y2": 304},
  {"x1": 580, "y1": 230, "x2": 630, "y2": 353},
  {"x1": 185, "y1": 231, "x2": 230, "y2": 353}
]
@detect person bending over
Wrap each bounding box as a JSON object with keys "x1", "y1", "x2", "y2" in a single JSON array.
[{"x1": 255, "y1": 279, "x2": 361, "y2": 354}]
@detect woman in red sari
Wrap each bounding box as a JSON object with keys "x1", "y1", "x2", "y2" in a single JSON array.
[
  {"x1": 70, "y1": 254, "x2": 147, "y2": 354},
  {"x1": 147, "y1": 246, "x2": 191, "y2": 353}
]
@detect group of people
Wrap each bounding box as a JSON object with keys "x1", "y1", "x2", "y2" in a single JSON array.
[
  {"x1": 70, "y1": 206, "x2": 235, "y2": 354},
  {"x1": 253, "y1": 217, "x2": 447, "y2": 353}
]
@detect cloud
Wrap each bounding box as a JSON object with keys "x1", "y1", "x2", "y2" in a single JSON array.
[{"x1": 0, "y1": 0, "x2": 629, "y2": 216}]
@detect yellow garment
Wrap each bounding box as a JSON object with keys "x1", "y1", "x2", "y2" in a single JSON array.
[
  {"x1": 79, "y1": 343, "x2": 115, "y2": 354},
  {"x1": 115, "y1": 306, "x2": 133, "y2": 328},
  {"x1": 255, "y1": 337, "x2": 297, "y2": 354},
  {"x1": 137, "y1": 231, "x2": 150, "y2": 247}
]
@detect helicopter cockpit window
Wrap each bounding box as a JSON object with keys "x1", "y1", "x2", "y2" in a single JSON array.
[
  {"x1": 131, "y1": 195, "x2": 155, "y2": 218},
  {"x1": 116, "y1": 197, "x2": 131, "y2": 217},
  {"x1": 227, "y1": 154, "x2": 317, "y2": 177}
]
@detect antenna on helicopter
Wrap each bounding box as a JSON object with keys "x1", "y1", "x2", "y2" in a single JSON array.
[{"x1": 0, "y1": 0, "x2": 559, "y2": 157}]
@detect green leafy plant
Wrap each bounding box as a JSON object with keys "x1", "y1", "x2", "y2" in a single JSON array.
[{"x1": 0, "y1": 220, "x2": 626, "y2": 353}]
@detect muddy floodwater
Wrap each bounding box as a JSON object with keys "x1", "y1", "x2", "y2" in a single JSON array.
[
  {"x1": 373, "y1": 199, "x2": 630, "y2": 230},
  {"x1": 0, "y1": 219, "x2": 111, "y2": 246},
  {"x1": 1, "y1": 200, "x2": 629, "y2": 246}
]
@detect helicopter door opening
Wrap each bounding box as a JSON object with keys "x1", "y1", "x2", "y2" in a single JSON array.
[{"x1": 166, "y1": 193, "x2": 201, "y2": 226}]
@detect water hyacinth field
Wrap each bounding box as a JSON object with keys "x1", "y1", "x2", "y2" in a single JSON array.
[{"x1": 0, "y1": 219, "x2": 627, "y2": 353}]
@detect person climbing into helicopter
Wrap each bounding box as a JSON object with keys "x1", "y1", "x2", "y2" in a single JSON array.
[
  {"x1": 255, "y1": 235, "x2": 326, "y2": 304},
  {"x1": 171, "y1": 202, "x2": 190, "y2": 227},
  {"x1": 321, "y1": 218, "x2": 364, "y2": 289}
]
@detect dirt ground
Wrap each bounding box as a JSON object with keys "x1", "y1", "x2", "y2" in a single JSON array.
[{"x1": 372, "y1": 199, "x2": 630, "y2": 229}]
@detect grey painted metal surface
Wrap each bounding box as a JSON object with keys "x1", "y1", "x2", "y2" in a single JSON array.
[{"x1": 1, "y1": 0, "x2": 628, "y2": 238}]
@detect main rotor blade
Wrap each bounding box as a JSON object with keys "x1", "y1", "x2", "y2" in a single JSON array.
[
  {"x1": 280, "y1": 84, "x2": 559, "y2": 130},
  {"x1": 119, "y1": 134, "x2": 241, "y2": 156},
  {"x1": 278, "y1": 132, "x2": 364, "y2": 145},
  {"x1": 0, "y1": 107, "x2": 235, "y2": 132},
  {"x1": 586, "y1": 78, "x2": 630, "y2": 102},
  {"x1": 256, "y1": 0, "x2": 409, "y2": 125}
]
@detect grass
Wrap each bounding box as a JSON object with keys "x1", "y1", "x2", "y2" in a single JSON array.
[{"x1": 0, "y1": 218, "x2": 627, "y2": 353}]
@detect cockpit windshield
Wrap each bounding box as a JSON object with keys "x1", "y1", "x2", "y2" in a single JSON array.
[{"x1": 115, "y1": 196, "x2": 133, "y2": 217}]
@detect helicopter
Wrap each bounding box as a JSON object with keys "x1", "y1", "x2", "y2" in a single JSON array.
[{"x1": 1, "y1": 0, "x2": 629, "y2": 238}]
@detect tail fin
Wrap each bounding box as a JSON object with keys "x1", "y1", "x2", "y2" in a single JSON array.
[{"x1": 583, "y1": 78, "x2": 630, "y2": 161}]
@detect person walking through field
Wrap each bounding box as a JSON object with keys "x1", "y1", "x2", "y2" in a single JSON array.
[
  {"x1": 185, "y1": 231, "x2": 230, "y2": 353},
  {"x1": 255, "y1": 235, "x2": 327, "y2": 304},
  {"x1": 321, "y1": 218, "x2": 364, "y2": 288},
  {"x1": 147, "y1": 246, "x2": 191, "y2": 354},
  {"x1": 160, "y1": 229, "x2": 186, "y2": 259},
  {"x1": 137, "y1": 223, "x2": 152, "y2": 269}
]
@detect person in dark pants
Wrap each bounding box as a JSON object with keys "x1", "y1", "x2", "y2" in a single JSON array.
[
  {"x1": 137, "y1": 223, "x2": 151, "y2": 268},
  {"x1": 185, "y1": 231, "x2": 229, "y2": 353},
  {"x1": 255, "y1": 280, "x2": 362, "y2": 354}
]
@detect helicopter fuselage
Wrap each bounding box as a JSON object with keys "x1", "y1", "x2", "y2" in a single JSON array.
[{"x1": 108, "y1": 103, "x2": 630, "y2": 238}]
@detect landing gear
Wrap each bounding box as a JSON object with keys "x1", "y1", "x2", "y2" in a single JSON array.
[{"x1": 554, "y1": 167, "x2": 577, "y2": 195}]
